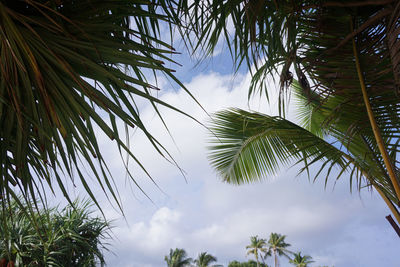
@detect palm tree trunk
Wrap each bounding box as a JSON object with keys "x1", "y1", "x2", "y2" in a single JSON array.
[
  {"x1": 274, "y1": 250, "x2": 278, "y2": 267},
  {"x1": 351, "y1": 20, "x2": 400, "y2": 219},
  {"x1": 256, "y1": 253, "x2": 260, "y2": 267}
]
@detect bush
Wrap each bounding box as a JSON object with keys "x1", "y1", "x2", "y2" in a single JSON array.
[
  {"x1": 228, "y1": 260, "x2": 269, "y2": 267},
  {"x1": 0, "y1": 199, "x2": 110, "y2": 267}
]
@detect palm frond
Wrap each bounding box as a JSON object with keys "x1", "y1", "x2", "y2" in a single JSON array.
[
  {"x1": 180, "y1": 0, "x2": 400, "y2": 227},
  {"x1": 0, "y1": 0, "x2": 194, "y2": 211},
  {"x1": 179, "y1": 1, "x2": 400, "y2": 109},
  {"x1": 208, "y1": 108, "x2": 346, "y2": 184},
  {"x1": 208, "y1": 108, "x2": 399, "y2": 201},
  {"x1": 165, "y1": 248, "x2": 192, "y2": 267},
  {"x1": 194, "y1": 252, "x2": 221, "y2": 267}
]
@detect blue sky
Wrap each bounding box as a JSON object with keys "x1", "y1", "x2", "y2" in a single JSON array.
[{"x1": 61, "y1": 37, "x2": 400, "y2": 266}]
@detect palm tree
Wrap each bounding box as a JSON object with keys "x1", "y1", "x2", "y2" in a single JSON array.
[
  {"x1": 181, "y1": 1, "x2": 400, "y2": 231},
  {"x1": 266, "y1": 233, "x2": 292, "y2": 267},
  {"x1": 0, "y1": 197, "x2": 109, "y2": 266},
  {"x1": 164, "y1": 248, "x2": 192, "y2": 267},
  {"x1": 194, "y1": 252, "x2": 222, "y2": 267},
  {"x1": 246, "y1": 236, "x2": 268, "y2": 267},
  {"x1": 289, "y1": 252, "x2": 314, "y2": 267},
  {"x1": 0, "y1": 1, "x2": 195, "y2": 212}
]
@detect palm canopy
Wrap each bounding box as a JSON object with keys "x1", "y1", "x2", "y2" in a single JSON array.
[
  {"x1": 208, "y1": 81, "x2": 396, "y2": 197},
  {"x1": 246, "y1": 235, "x2": 268, "y2": 266},
  {"x1": 165, "y1": 248, "x2": 193, "y2": 267},
  {"x1": 179, "y1": 0, "x2": 400, "y2": 104},
  {"x1": 194, "y1": 252, "x2": 222, "y2": 267},
  {"x1": 289, "y1": 252, "x2": 314, "y2": 267},
  {"x1": 0, "y1": 198, "x2": 109, "y2": 266},
  {"x1": 181, "y1": 1, "x2": 400, "y2": 225},
  {"x1": 267, "y1": 233, "x2": 292, "y2": 267},
  {"x1": 0, "y1": 1, "x2": 194, "y2": 210},
  {"x1": 267, "y1": 233, "x2": 291, "y2": 257}
]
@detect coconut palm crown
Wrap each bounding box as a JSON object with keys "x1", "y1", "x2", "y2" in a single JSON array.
[
  {"x1": 246, "y1": 235, "x2": 269, "y2": 267},
  {"x1": 165, "y1": 248, "x2": 193, "y2": 267},
  {"x1": 181, "y1": 0, "x2": 400, "y2": 230},
  {"x1": 289, "y1": 252, "x2": 314, "y2": 267},
  {"x1": 194, "y1": 252, "x2": 223, "y2": 267},
  {"x1": 266, "y1": 233, "x2": 292, "y2": 267}
]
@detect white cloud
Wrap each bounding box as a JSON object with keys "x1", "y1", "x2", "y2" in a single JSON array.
[
  {"x1": 122, "y1": 207, "x2": 182, "y2": 251},
  {"x1": 94, "y1": 70, "x2": 400, "y2": 267}
]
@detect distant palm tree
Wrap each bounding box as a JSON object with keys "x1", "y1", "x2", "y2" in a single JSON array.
[
  {"x1": 266, "y1": 233, "x2": 292, "y2": 267},
  {"x1": 194, "y1": 252, "x2": 223, "y2": 267},
  {"x1": 289, "y1": 252, "x2": 314, "y2": 267},
  {"x1": 165, "y1": 248, "x2": 192, "y2": 267},
  {"x1": 246, "y1": 236, "x2": 268, "y2": 267}
]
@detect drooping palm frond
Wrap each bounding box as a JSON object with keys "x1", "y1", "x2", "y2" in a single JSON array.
[
  {"x1": 180, "y1": 0, "x2": 400, "y2": 168},
  {"x1": 292, "y1": 79, "x2": 399, "y2": 201},
  {"x1": 209, "y1": 109, "x2": 347, "y2": 182},
  {"x1": 208, "y1": 106, "x2": 398, "y2": 201},
  {"x1": 179, "y1": 1, "x2": 400, "y2": 111},
  {"x1": 178, "y1": 0, "x2": 293, "y2": 106},
  {"x1": 0, "y1": 0, "x2": 193, "y2": 210},
  {"x1": 185, "y1": 0, "x2": 400, "y2": 170},
  {"x1": 181, "y1": 0, "x2": 400, "y2": 226}
]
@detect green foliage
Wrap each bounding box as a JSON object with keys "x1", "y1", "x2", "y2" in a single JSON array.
[
  {"x1": 194, "y1": 252, "x2": 222, "y2": 267},
  {"x1": 228, "y1": 260, "x2": 269, "y2": 267},
  {"x1": 196, "y1": 0, "x2": 400, "y2": 223},
  {"x1": 0, "y1": 0, "x2": 193, "y2": 212},
  {"x1": 289, "y1": 252, "x2": 314, "y2": 267},
  {"x1": 165, "y1": 248, "x2": 192, "y2": 267},
  {"x1": 246, "y1": 236, "x2": 268, "y2": 266},
  {"x1": 208, "y1": 108, "x2": 349, "y2": 184},
  {"x1": 0, "y1": 198, "x2": 109, "y2": 267},
  {"x1": 167, "y1": 233, "x2": 324, "y2": 267},
  {"x1": 265, "y1": 233, "x2": 292, "y2": 267},
  {"x1": 267, "y1": 233, "x2": 291, "y2": 257}
]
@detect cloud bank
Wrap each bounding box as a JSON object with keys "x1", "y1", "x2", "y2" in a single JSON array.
[{"x1": 68, "y1": 70, "x2": 398, "y2": 267}]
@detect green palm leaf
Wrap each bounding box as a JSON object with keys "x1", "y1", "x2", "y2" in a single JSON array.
[
  {"x1": 289, "y1": 252, "x2": 314, "y2": 267},
  {"x1": 267, "y1": 233, "x2": 292, "y2": 267},
  {"x1": 208, "y1": 108, "x2": 346, "y2": 183},
  {"x1": 0, "y1": 1, "x2": 194, "y2": 211},
  {"x1": 165, "y1": 248, "x2": 192, "y2": 267},
  {"x1": 194, "y1": 252, "x2": 222, "y2": 267},
  {"x1": 246, "y1": 236, "x2": 268, "y2": 267},
  {"x1": 0, "y1": 197, "x2": 110, "y2": 266},
  {"x1": 182, "y1": 0, "x2": 400, "y2": 228},
  {"x1": 208, "y1": 106, "x2": 397, "y2": 201}
]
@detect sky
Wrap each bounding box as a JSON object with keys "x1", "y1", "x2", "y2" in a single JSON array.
[{"x1": 60, "y1": 39, "x2": 400, "y2": 266}]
